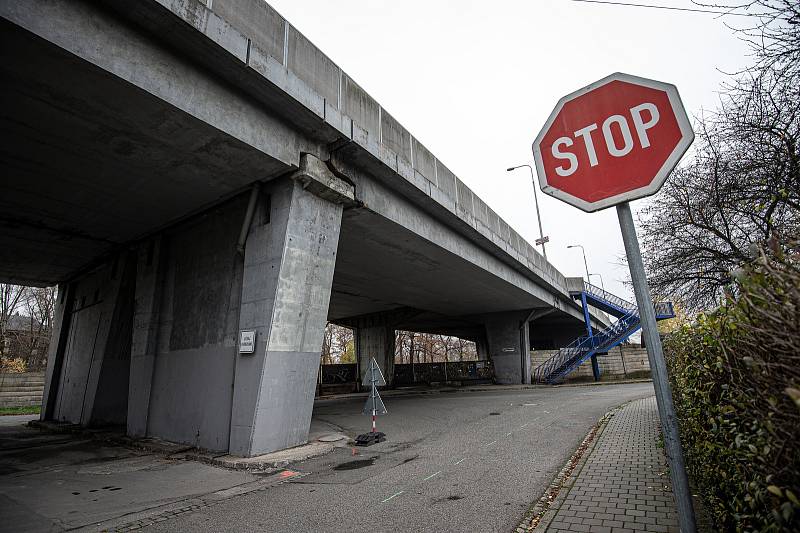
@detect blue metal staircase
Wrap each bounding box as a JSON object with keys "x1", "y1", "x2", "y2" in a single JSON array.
[{"x1": 532, "y1": 281, "x2": 675, "y2": 384}]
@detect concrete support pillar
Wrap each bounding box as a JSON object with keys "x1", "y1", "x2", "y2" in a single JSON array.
[
  {"x1": 229, "y1": 156, "x2": 354, "y2": 456},
  {"x1": 520, "y1": 320, "x2": 532, "y2": 385},
  {"x1": 41, "y1": 282, "x2": 74, "y2": 421},
  {"x1": 356, "y1": 325, "x2": 395, "y2": 388},
  {"x1": 127, "y1": 238, "x2": 165, "y2": 437},
  {"x1": 43, "y1": 253, "x2": 133, "y2": 426},
  {"x1": 483, "y1": 311, "x2": 528, "y2": 384},
  {"x1": 475, "y1": 337, "x2": 489, "y2": 361}
]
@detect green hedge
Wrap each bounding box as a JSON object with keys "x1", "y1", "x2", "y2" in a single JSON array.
[{"x1": 665, "y1": 246, "x2": 800, "y2": 532}]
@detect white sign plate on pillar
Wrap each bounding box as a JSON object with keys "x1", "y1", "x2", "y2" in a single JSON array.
[{"x1": 239, "y1": 330, "x2": 256, "y2": 354}]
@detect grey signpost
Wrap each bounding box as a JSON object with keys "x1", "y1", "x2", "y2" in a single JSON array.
[
  {"x1": 617, "y1": 201, "x2": 695, "y2": 527},
  {"x1": 532, "y1": 73, "x2": 697, "y2": 531}
]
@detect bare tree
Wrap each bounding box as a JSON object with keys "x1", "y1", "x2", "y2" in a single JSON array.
[
  {"x1": 640, "y1": 1, "x2": 799, "y2": 310},
  {"x1": 0, "y1": 284, "x2": 27, "y2": 360},
  {"x1": 394, "y1": 331, "x2": 478, "y2": 363},
  {"x1": 320, "y1": 323, "x2": 355, "y2": 364}
]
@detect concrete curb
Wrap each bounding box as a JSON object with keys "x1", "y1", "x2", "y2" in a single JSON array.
[
  {"x1": 27, "y1": 420, "x2": 348, "y2": 472},
  {"x1": 184, "y1": 440, "x2": 337, "y2": 470},
  {"x1": 515, "y1": 401, "x2": 631, "y2": 533}
]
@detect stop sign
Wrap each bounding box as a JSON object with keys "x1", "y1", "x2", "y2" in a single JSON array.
[{"x1": 532, "y1": 73, "x2": 694, "y2": 212}]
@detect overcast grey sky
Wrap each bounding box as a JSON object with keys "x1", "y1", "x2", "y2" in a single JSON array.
[{"x1": 269, "y1": 0, "x2": 751, "y2": 301}]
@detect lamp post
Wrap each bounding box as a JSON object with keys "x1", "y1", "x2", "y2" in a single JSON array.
[
  {"x1": 589, "y1": 273, "x2": 605, "y2": 292},
  {"x1": 507, "y1": 164, "x2": 548, "y2": 259},
  {"x1": 567, "y1": 244, "x2": 591, "y2": 284}
]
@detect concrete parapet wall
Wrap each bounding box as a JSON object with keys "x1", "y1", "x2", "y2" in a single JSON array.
[
  {"x1": 531, "y1": 345, "x2": 651, "y2": 382},
  {"x1": 0, "y1": 372, "x2": 45, "y2": 407},
  {"x1": 189, "y1": 0, "x2": 572, "y2": 303}
]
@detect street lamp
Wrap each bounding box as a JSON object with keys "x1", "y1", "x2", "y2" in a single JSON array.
[
  {"x1": 507, "y1": 164, "x2": 548, "y2": 259},
  {"x1": 567, "y1": 244, "x2": 591, "y2": 283},
  {"x1": 589, "y1": 273, "x2": 605, "y2": 292}
]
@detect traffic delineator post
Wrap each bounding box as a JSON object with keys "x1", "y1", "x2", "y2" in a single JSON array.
[{"x1": 355, "y1": 358, "x2": 387, "y2": 447}]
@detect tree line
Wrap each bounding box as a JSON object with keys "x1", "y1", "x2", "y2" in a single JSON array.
[
  {"x1": 0, "y1": 284, "x2": 56, "y2": 372},
  {"x1": 320, "y1": 323, "x2": 478, "y2": 365}
]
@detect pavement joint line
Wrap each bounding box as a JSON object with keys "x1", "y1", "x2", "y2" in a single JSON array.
[
  {"x1": 506, "y1": 432, "x2": 513, "y2": 437},
  {"x1": 485, "y1": 440, "x2": 497, "y2": 447},
  {"x1": 453, "y1": 457, "x2": 466, "y2": 465},
  {"x1": 381, "y1": 491, "x2": 404, "y2": 503},
  {"x1": 422, "y1": 471, "x2": 441, "y2": 481}
]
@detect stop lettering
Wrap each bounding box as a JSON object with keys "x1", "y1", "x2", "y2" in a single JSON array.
[{"x1": 532, "y1": 73, "x2": 694, "y2": 212}]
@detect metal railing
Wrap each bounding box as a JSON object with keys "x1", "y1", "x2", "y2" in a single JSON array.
[
  {"x1": 532, "y1": 309, "x2": 641, "y2": 384},
  {"x1": 582, "y1": 281, "x2": 636, "y2": 312},
  {"x1": 532, "y1": 285, "x2": 676, "y2": 384}
]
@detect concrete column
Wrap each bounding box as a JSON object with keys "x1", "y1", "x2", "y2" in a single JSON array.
[
  {"x1": 483, "y1": 311, "x2": 528, "y2": 384},
  {"x1": 41, "y1": 282, "x2": 73, "y2": 420},
  {"x1": 45, "y1": 254, "x2": 132, "y2": 426},
  {"x1": 520, "y1": 320, "x2": 532, "y2": 385},
  {"x1": 229, "y1": 156, "x2": 354, "y2": 456},
  {"x1": 356, "y1": 324, "x2": 395, "y2": 387},
  {"x1": 127, "y1": 238, "x2": 165, "y2": 437}
]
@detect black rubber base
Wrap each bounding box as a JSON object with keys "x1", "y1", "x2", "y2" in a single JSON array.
[{"x1": 354, "y1": 431, "x2": 386, "y2": 447}]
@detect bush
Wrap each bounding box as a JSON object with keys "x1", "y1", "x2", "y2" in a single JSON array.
[
  {"x1": 665, "y1": 243, "x2": 800, "y2": 532},
  {"x1": 0, "y1": 357, "x2": 27, "y2": 373}
]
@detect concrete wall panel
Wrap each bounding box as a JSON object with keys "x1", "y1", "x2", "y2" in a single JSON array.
[
  {"x1": 341, "y1": 75, "x2": 380, "y2": 142},
  {"x1": 531, "y1": 345, "x2": 651, "y2": 382},
  {"x1": 286, "y1": 26, "x2": 340, "y2": 107},
  {"x1": 380, "y1": 109, "x2": 411, "y2": 162},
  {"x1": 148, "y1": 345, "x2": 235, "y2": 451},
  {"x1": 434, "y1": 160, "x2": 457, "y2": 200},
  {"x1": 456, "y1": 179, "x2": 474, "y2": 215},
  {"x1": 142, "y1": 196, "x2": 246, "y2": 450},
  {"x1": 212, "y1": 0, "x2": 285, "y2": 62},
  {"x1": 411, "y1": 138, "x2": 436, "y2": 184},
  {"x1": 91, "y1": 255, "x2": 136, "y2": 425}
]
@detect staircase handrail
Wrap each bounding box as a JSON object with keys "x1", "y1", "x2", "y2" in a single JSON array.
[
  {"x1": 582, "y1": 281, "x2": 636, "y2": 311},
  {"x1": 532, "y1": 309, "x2": 640, "y2": 383},
  {"x1": 533, "y1": 291, "x2": 676, "y2": 383}
]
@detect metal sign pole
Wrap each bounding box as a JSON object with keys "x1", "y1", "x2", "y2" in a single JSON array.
[
  {"x1": 371, "y1": 363, "x2": 377, "y2": 433},
  {"x1": 616, "y1": 202, "x2": 696, "y2": 532}
]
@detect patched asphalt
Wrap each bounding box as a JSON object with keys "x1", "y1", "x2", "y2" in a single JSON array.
[{"x1": 148, "y1": 382, "x2": 655, "y2": 533}]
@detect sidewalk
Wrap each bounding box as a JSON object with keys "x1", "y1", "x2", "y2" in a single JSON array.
[{"x1": 526, "y1": 396, "x2": 680, "y2": 533}]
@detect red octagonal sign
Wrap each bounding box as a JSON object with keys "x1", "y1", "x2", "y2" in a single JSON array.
[{"x1": 533, "y1": 73, "x2": 694, "y2": 212}]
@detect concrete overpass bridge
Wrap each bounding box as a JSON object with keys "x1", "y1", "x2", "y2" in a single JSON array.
[{"x1": 0, "y1": 0, "x2": 608, "y2": 456}]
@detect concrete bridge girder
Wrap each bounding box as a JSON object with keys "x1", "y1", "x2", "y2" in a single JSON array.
[{"x1": 2, "y1": 0, "x2": 611, "y2": 458}]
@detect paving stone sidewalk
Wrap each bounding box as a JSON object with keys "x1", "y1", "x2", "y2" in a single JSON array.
[{"x1": 537, "y1": 396, "x2": 680, "y2": 533}]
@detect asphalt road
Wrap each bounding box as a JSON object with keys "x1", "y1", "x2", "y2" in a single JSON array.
[{"x1": 150, "y1": 382, "x2": 655, "y2": 533}]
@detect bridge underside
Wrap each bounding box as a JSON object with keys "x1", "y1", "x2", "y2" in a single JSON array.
[{"x1": 1, "y1": 2, "x2": 591, "y2": 456}]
